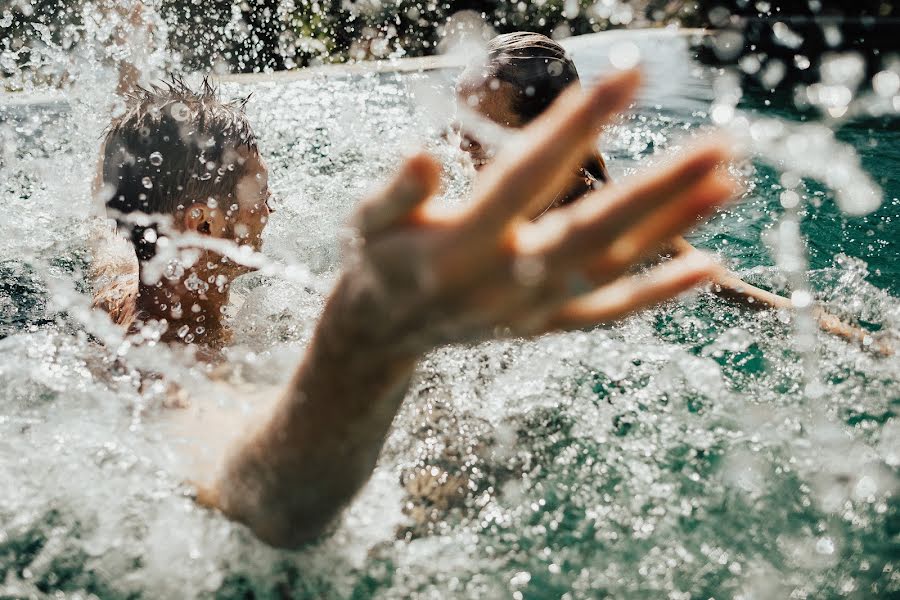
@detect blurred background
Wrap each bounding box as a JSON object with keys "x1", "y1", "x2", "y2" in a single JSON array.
[{"x1": 2, "y1": 1, "x2": 897, "y2": 80}]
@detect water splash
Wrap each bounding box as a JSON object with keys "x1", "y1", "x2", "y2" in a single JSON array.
[{"x1": 0, "y1": 19, "x2": 897, "y2": 600}]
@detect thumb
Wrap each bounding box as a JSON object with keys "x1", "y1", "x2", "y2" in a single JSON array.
[{"x1": 351, "y1": 152, "x2": 441, "y2": 237}]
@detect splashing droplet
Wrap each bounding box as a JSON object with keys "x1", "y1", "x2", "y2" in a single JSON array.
[
  {"x1": 609, "y1": 41, "x2": 640, "y2": 70},
  {"x1": 170, "y1": 102, "x2": 190, "y2": 122}
]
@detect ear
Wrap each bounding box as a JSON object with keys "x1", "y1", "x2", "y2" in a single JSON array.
[{"x1": 183, "y1": 202, "x2": 227, "y2": 238}]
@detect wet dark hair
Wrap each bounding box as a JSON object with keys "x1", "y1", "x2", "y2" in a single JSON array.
[
  {"x1": 480, "y1": 32, "x2": 609, "y2": 185},
  {"x1": 101, "y1": 77, "x2": 258, "y2": 262}
]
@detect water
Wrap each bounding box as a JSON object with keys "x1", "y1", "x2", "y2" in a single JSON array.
[{"x1": 1, "y1": 31, "x2": 898, "y2": 599}]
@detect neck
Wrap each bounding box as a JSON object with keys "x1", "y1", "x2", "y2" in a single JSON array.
[{"x1": 135, "y1": 265, "x2": 232, "y2": 347}]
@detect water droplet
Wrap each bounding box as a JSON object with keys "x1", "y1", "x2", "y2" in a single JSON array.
[
  {"x1": 815, "y1": 537, "x2": 835, "y2": 555},
  {"x1": 872, "y1": 70, "x2": 900, "y2": 97},
  {"x1": 791, "y1": 290, "x2": 812, "y2": 308},
  {"x1": 170, "y1": 102, "x2": 190, "y2": 122},
  {"x1": 149, "y1": 152, "x2": 163, "y2": 166},
  {"x1": 780, "y1": 190, "x2": 801, "y2": 209},
  {"x1": 609, "y1": 41, "x2": 640, "y2": 70},
  {"x1": 141, "y1": 177, "x2": 153, "y2": 189}
]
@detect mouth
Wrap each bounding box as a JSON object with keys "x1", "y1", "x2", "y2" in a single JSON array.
[{"x1": 471, "y1": 157, "x2": 491, "y2": 170}]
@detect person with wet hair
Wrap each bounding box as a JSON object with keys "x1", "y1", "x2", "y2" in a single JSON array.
[
  {"x1": 456, "y1": 32, "x2": 609, "y2": 213},
  {"x1": 92, "y1": 78, "x2": 270, "y2": 346},
  {"x1": 89, "y1": 69, "x2": 745, "y2": 547},
  {"x1": 455, "y1": 32, "x2": 884, "y2": 350}
]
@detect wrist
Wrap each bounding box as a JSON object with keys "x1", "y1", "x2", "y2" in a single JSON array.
[{"x1": 307, "y1": 275, "x2": 422, "y2": 379}]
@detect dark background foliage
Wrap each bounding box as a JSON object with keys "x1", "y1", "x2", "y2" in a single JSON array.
[
  {"x1": 1, "y1": 0, "x2": 705, "y2": 78},
  {"x1": 0, "y1": 1, "x2": 896, "y2": 81}
]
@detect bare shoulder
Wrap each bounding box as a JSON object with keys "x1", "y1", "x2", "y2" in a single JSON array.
[
  {"x1": 93, "y1": 271, "x2": 139, "y2": 329},
  {"x1": 89, "y1": 218, "x2": 140, "y2": 328},
  {"x1": 89, "y1": 218, "x2": 137, "y2": 282}
]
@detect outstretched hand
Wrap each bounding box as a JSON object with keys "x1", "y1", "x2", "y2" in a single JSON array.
[
  {"x1": 332, "y1": 69, "x2": 738, "y2": 356},
  {"x1": 210, "y1": 69, "x2": 739, "y2": 548}
]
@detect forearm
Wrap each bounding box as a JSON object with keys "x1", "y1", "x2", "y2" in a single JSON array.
[
  {"x1": 703, "y1": 255, "x2": 887, "y2": 352},
  {"x1": 95, "y1": 0, "x2": 149, "y2": 93},
  {"x1": 710, "y1": 271, "x2": 792, "y2": 311},
  {"x1": 210, "y1": 281, "x2": 419, "y2": 547},
  {"x1": 666, "y1": 237, "x2": 789, "y2": 311}
]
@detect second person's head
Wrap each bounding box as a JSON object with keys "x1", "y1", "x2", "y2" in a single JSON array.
[{"x1": 455, "y1": 32, "x2": 608, "y2": 184}]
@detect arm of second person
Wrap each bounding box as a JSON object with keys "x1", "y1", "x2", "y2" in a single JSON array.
[{"x1": 669, "y1": 237, "x2": 890, "y2": 353}]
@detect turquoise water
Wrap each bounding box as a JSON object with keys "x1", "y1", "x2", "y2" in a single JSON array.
[{"x1": 0, "y1": 32, "x2": 897, "y2": 599}]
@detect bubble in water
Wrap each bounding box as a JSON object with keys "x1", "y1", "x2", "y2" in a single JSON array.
[
  {"x1": 760, "y1": 59, "x2": 786, "y2": 89},
  {"x1": 707, "y1": 6, "x2": 732, "y2": 27},
  {"x1": 820, "y1": 52, "x2": 865, "y2": 89},
  {"x1": 142, "y1": 177, "x2": 154, "y2": 189},
  {"x1": 712, "y1": 30, "x2": 745, "y2": 62},
  {"x1": 149, "y1": 151, "x2": 164, "y2": 166},
  {"x1": 779, "y1": 190, "x2": 800, "y2": 209},
  {"x1": 740, "y1": 54, "x2": 762, "y2": 75},
  {"x1": 711, "y1": 104, "x2": 735, "y2": 124}
]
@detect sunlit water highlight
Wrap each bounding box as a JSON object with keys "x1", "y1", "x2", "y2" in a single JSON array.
[{"x1": 0, "y1": 32, "x2": 898, "y2": 598}]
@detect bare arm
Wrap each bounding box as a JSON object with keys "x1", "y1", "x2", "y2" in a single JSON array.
[
  {"x1": 203, "y1": 70, "x2": 738, "y2": 547},
  {"x1": 92, "y1": 0, "x2": 151, "y2": 94},
  {"x1": 203, "y1": 291, "x2": 418, "y2": 547},
  {"x1": 668, "y1": 237, "x2": 890, "y2": 353}
]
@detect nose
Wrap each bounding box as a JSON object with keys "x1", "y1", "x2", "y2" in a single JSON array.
[{"x1": 459, "y1": 133, "x2": 481, "y2": 153}]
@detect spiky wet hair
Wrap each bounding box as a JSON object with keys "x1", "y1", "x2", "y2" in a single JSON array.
[{"x1": 101, "y1": 76, "x2": 258, "y2": 262}]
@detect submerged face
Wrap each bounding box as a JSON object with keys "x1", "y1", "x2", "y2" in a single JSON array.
[{"x1": 454, "y1": 70, "x2": 524, "y2": 170}]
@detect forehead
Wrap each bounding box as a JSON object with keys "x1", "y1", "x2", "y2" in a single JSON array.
[
  {"x1": 455, "y1": 69, "x2": 522, "y2": 127},
  {"x1": 237, "y1": 149, "x2": 267, "y2": 182},
  {"x1": 456, "y1": 66, "x2": 499, "y2": 96}
]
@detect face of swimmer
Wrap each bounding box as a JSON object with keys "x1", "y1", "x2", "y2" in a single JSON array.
[
  {"x1": 454, "y1": 68, "x2": 525, "y2": 171},
  {"x1": 177, "y1": 148, "x2": 273, "y2": 279}
]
